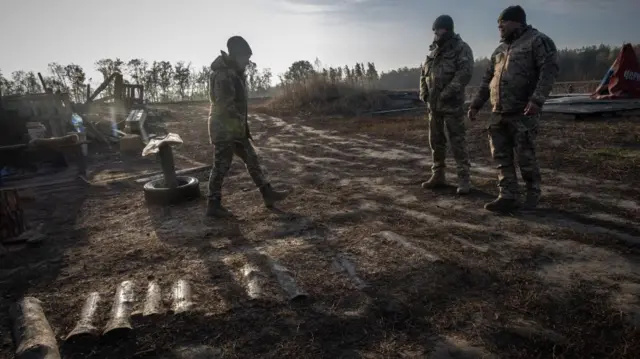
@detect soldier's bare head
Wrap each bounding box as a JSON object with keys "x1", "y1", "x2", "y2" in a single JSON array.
[
  {"x1": 227, "y1": 36, "x2": 253, "y2": 68},
  {"x1": 432, "y1": 15, "x2": 453, "y2": 40},
  {"x1": 498, "y1": 6, "x2": 526, "y2": 39}
]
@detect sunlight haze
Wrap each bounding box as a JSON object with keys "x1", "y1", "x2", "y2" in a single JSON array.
[{"x1": 1, "y1": 0, "x2": 639, "y2": 86}]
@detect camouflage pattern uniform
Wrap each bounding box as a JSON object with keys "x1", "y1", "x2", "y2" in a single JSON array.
[
  {"x1": 207, "y1": 46, "x2": 287, "y2": 217},
  {"x1": 420, "y1": 31, "x2": 474, "y2": 194},
  {"x1": 469, "y1": 24, "x2": 559, "y2": 211}
]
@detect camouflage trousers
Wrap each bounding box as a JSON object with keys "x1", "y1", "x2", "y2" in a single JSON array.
[
  {"x1": 487, "y1": 113, "x2": 541, "y2": 199},
  {"x1": 428, "y1": 113, "x2": 471, "y2": 178},
  {"x1": 207, "y1": 138, "x2": 267, "y2": 199}
]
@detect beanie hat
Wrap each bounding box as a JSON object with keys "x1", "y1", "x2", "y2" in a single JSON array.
[
  {"x1": 498, "y1": 5, "x2": 527, "y2": 24},
  {"x1": 432, "y1": 15, "x2": 454, "y2": 31},
  {"x1": 227, "y1": 36, "x2": 252, "y2": 57}
]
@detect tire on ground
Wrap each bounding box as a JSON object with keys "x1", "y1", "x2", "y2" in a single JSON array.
[{"x1": 143, "y1": 176, "x2": 201, "y2": 205}]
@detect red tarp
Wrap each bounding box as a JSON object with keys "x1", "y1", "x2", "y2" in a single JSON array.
[{"x1": 592, "y1": 43, "x2": 640, "y2": 99}]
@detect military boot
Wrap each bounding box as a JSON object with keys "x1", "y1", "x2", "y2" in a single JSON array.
[
  {"x1": 206, "y1": 197, "x2": 233, "y2": 218},
  {"x1": 421, "y1": 170, "x2": 446, "y2": 189},
  {"x1": 260, "y1": 184, "x2": 289, "y2": 208},
  {"x1": 484, "y1": 197, "x2": 519, "y2": 213},
  {"x1": 522, "y1": 191, "x2": 540, "y2": 210},
  {"x1": 456, "y1": 176, "x2": 471, "y2": 195}
]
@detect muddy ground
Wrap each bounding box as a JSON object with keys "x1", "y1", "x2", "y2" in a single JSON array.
[{"x1": 1, "y1": 103, "x2": 639, "y2": 358}]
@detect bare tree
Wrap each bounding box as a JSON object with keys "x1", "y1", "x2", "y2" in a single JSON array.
[
  {"x1": 144, "y1": 61, "x2": 161, "y2": 102},
  {"x1": 173, "y1": 61, "x2": 191, "y2": 100},
  {"x1": 94, "y1": 58, "x2": 124, "y2": 97},
  {"x1": 64, "y1": 64, "x2": 86, "y2": 102},
  {"x1": 126, "y1": 59, "x2": 148, "y2": 85},
  {"x1": 157, "y1": 61, "x2": 174, "y2": 101},
  {"x1": 246, "y1": 61, "x2": 259, "y2": 94},
  {"x1": 366, "y1": 62, "x2": 379, "y2": 82},
  {"x1": 284, "y1": 60, "x2": 315, "y2": 83}
]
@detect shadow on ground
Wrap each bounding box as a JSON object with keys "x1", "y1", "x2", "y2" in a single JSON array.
[{"x1": 0, "y1": 180, "x2": 92, "y2": 357}]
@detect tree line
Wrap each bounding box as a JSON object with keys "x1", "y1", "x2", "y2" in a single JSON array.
[
  {"x1": 0, "y1": 43, "x2": 637, "y2": 102},
  {"x1": 377, "y1": 43, "x2": 640, "y2": 90},
  {"x1": 0, "y1": 59, "x2": 273, "y2": 103}
]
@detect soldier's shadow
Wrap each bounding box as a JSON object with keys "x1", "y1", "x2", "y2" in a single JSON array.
[
  {"x1": 266, "y1": 207, "x2": 329, "y2": 241},
  {"x1": 417, "y1": 183, "x2": 495, "y2": 201}
]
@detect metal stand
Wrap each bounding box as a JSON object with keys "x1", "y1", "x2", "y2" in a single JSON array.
[{"x1": 157, "y1": 143, "x2": 178, "y2": 189}]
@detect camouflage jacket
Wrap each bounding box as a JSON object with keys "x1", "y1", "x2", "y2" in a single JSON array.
[
  {"x1": 208, "y1": 51, "x2": 249, "y2": 143},
  {"x1": 419, "y1": 34, "x2": 474, "y2": 115},
  {"x1": 470, "y1": 25, "x2": 559, "y2": 114}
]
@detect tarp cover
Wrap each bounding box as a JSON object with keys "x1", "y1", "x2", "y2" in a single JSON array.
[
  {"x1": 592, "y1": 43, "x2": 640, "y2": 99},
  {"x1": 141, "y1": 133, "x2": 183, "y2": 157}
]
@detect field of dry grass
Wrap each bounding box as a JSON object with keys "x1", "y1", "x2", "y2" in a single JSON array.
[
  {"x1": 256, "y1": 77, "x2": 393, "y2": 117},
  {"x1": 1, "y1": 101, "x2": 639, "y2": 358}
]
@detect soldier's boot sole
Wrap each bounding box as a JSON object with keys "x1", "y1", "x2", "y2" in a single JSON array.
[
  {"x1": 456, "y1": 177, "x2": 471, "y2": 195},
  {"x1": 206, "y1": 200, "x2": 234, "y2": 218},
  {"x1": 260, "y1": 184, "x2": 289, "y2": 208},
  {"x1": 484, "y1": 198, "x2": 519, "y2": 213},
  {"x1": 522, "y1": 192, "x2": 540, "y2": 210},
  {"x1": 421, "y1": 172, "x2": 446, "y2": 189}
]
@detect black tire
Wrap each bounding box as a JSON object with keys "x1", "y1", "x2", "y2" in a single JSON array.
[{"x1": 143, "y1": 176, "x2": 201, "y2": 205}]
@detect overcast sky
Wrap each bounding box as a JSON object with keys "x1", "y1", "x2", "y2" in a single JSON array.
[{"x1": 1, "y1": 0, "x2": 638, "y2": 85}]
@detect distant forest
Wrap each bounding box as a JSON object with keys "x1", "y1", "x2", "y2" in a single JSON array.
[
  {"x1": 0, "y1": 44, "x2": 637, "y2": 102},
  {"x1": 377, "y1": 43, "x2": 640, "y2": 90}
]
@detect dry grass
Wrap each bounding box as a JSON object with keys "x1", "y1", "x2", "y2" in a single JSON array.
[
  {"x1": 1, "y1": 105, "x2": 640, "y2": 358},
  {"x1": 256, "y1": 76, "x2": 392, "y2": 116}
]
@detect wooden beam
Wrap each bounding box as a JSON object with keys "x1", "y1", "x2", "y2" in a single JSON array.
[{"x1": 87, "y1": 73, "x2": 117, "y2": 103}]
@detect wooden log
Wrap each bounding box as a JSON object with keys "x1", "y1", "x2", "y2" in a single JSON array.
[
  {"x1": 0, "y1": 189, "x2": 26, "y2": 242},
  {"x1": 87, "y1": 73, "x2": 117, "y2": 102},
  {"x1": 28, "y1": 134, "x2": 79, "y2": 149},
  {"x1": 84, "y1": 121, "x2": 110, "y2": 146},
  {"x1": 9, "y1": 297, "x2": 61, "y2": 359},
  {"x1": 65, "y1": 292, "x2": 100, "y2": 344},
  {"x1": 103, "y1": 281, "x2": 135, "y2": 338}
]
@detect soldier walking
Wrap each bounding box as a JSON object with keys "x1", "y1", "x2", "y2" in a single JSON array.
[
  {"x1": 468, "y1": 6, "x2": 559, "y2": 212},
  {"x1": 206, "y1": 36, "x2": 288, "y2": 217},
  {"x1": 420, "y1": 15, "x2": 474, "y2": 194}
]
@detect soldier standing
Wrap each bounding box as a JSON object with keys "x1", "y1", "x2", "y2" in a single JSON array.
[
  {"x1": 206, "y1": 36, "x2": 288, "y2": 217},
  {"x1": 468, "y1": 6, "x2": 559, "y2": 212},
  {"x1": 420, "y1": 15, "x2": 474, "y2": 194}
]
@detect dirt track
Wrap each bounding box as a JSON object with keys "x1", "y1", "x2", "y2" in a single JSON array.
[{"x1": 1, "y1": 103, "x2": 640, "y2": 358}]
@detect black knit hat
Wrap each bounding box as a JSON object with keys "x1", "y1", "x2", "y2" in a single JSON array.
[
  {"x1": 227, "y1": 36, "x2": 252, "y2": 57},
  {"x1": 498, "y1": 5, "x2": 527, "y2": 24},
  {"x1": 433, "y1": 15, "x2": 454, "y2": 31}
]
